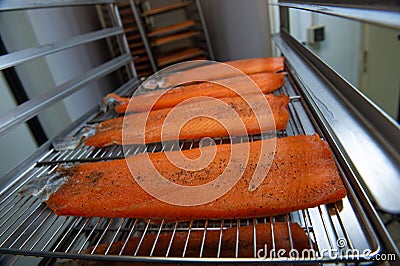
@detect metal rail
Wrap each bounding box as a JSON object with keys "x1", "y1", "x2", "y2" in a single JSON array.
[
  {"x1": 129, "y1": 0, "x2": 157, "y2": 72},
  {"x1": 273, "y1": 30, "x2": 400, "y2": 214},
  {"x1": 277, "y1": 0, "x2": 400, "y2": 10},
  {"x1": 0, "y1": 27, "x2": 124, "y2": 71},
  {"x1": 273, "y1": 30, "x2": 400, "y2": 257},
  {"x1": 0, "y1": 54, "x2": 131, "y2": 138},
  {"x1": 0, "y1": 0, "x2": 115, "y2": 11},
  {"x1": 0, "y1": 0, "x2": 136, "y2": 142},
  {"x1": 108, "y1": 3, "x2": 137, "y2": 79},
  {"x1": 275, "y1": 1, "x2": 400, "y2": 30},
  {"x1": 195, "y1": 0, "x2": 215, "y2": 60}
]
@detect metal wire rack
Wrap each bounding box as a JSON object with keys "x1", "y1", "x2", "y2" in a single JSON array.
[{"x1": 0, "y1": 75, "x2": 382, "y2": 264}]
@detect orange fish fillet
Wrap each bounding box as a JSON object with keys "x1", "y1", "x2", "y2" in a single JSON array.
[
  {"x1": 106, "y1": 72, "x2": 284, "y2": 113},
  {"x1": 87, "y1": 223, "x2": 311, "y2": 260},
  {"x1": 47, "y1": 135, "x2": 347, "y2": 219},
  {"x1": 161, "y1": 57, "x2": 285, "y2": 89},
  {"x1": 85, "y1": 94, "x2": 290, "y2": 147}
]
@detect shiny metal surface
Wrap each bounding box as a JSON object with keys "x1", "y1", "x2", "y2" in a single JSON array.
[
  {"x1": 0, "y1": 0, "x2": 396, "y2": 262},
  {"x1": 273, "y1": 31, "x2": 400, "y2": 215},
  {"x1": 273, "y1": 31, "x2": 400, "y2": 257},
  {"x1": 0, "y1": 27, "x2": 124, "y2": 71},
  {"x1": 277, "y1": 0, "x2": 400, "y2": 10},
  {"x1": 0, "y1": 0, "x2": 135, "y2": 139},
  {"x1": 195, "y1": 0, "x2": 215, "y2": 60},
  {"x1": 275, "y1": 1, "x2": 400, "y2": 30},
  {"x1": 129, "y1": 0, "x2": 158, "y2": 72},
  {"x1": 0, "y1": 54, "x2": 131, "y2": 138},
  {"x1": 0, "y1": 80, "x2": 383, "y2": 264},
  {"x1": 0, "y1": 0, "x2": 114, "y2": 11},
  {"x1": 109, "y1": 4, "x2": 137, "y2": 79}
]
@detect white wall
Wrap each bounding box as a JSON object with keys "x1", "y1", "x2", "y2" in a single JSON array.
[
  {"x1": 0, "y1": 10, "x2": 71, "y2": 139},
  {"x1": 0, "y1": 7, "x2": 115, "y2": 139},
  {"x1": 0, "y1": 6, "x2": 117, "y2": 176},
  {"x1": 289, "y1": 9, "x2": 361, "y2": 87},
  {"x1": 27, "y1": 7, "x2": 113, "y2": 121},
  {"x1": 287, "y1": 9, "x2": 398, "y2": 121},
  {"x1": 201, "y1": 0, "x2": 272, "y2": 61},
  {"x1": 359, "y1": 24, "x2": 400, "y2": 120},
  {"x1": 0, "y1": 73, "x2": 37, "y2": 177}
]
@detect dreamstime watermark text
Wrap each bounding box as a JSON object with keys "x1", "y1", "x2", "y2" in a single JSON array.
[{"x1": 257, "y1": 238, "x2": 397, "y2": 262}]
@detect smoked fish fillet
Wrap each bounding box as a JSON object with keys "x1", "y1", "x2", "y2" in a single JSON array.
[
  {"x1": 86, "y1": 223, "x2": 310, "y2": 259},
  {"x1": 85, "y1": 94, "x2": 290, "y2": 147},
  {"x1": 47, "y1": 135, "x2": 347, "y2": 219},
  {"x1": 106, "y1": 72, "x2": 284, "y2": 113},
  {"x1": 160, "y1": 57, "x2": 285, "y2": 89}
]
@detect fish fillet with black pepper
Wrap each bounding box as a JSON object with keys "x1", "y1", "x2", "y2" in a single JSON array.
[
  {"x1": 47, "y1": 135, "x2": 347, "y2": 219},
  {"x1": 86, "y1": 94, "x2": 289, "y2": 147},
  {"x1": 106, "y1": 72, "x2": 285, "y2": 113}
]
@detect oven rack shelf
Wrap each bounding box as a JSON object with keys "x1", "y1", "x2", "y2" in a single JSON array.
[{"x1": 0, "y1": 74, "x2": 382, "y2": 264}]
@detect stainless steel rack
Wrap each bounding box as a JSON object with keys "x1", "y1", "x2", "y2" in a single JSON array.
[
  {"x1": 0, "y1": 75, "x2": 383, "y2": 264},
  {"x1": 0, "y1": 0, "x2": 399, "y2": 264}
]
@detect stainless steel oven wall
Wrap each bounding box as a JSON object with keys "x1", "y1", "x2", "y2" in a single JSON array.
[
  {"x1": 275, "y1": 1, "x2": 400, "y2": 122},
  {"x1": 274, "y1": 0, "x2": 400, "y2": 257}
]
